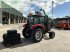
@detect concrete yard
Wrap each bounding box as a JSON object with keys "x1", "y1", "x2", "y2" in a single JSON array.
[{"x1": 0, "y1": 24, "x2": 70, "y2": 52}]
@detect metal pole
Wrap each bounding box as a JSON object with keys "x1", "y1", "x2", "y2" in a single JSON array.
[{"x1": 52, "y1": 1, "x2": 54, "y2": 19}]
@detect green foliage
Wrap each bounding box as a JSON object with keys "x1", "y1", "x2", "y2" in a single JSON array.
[{"x1": 64, "y1": 16, "x2": 70, "y2": 18}]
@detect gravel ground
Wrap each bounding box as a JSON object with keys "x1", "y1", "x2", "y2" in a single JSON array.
[{"x1": 0, "y1": 25, "x2": 70, "y2": 52}]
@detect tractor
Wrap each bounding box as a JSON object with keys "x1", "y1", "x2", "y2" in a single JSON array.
[{"x1": 22, "y1": 9, "x2": 55, "y2": 42}]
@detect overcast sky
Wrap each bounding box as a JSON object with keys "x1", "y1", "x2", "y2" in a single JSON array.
[{"x1": 1, "y1": 0, "x2": 70, "y2": 18}]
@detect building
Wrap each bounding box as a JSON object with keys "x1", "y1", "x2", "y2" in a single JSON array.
[{"x1": 0, "y1": 1, "x2": 26, "y2": 25}]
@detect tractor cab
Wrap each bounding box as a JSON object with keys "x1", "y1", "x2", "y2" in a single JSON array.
[
  {"x1": 22, "y1": 9, "x2": 55, "y2": 42},
  {"x1": 28, "y1": 15, "x2": 46, "y2": 25},
  {"x1": 26, "y1": 11, "x2": 50, "y2": 31}
]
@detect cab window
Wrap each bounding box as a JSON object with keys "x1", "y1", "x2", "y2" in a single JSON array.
[
  {"x1": 40, "y1": 17, "x2": 44, "y2": 23},
  {"x1": 28, "y1": 17, "x2": 33, "y2": 24},
  {"x1": 34, "y1": 17, "x2": 40, "y2": 24}
]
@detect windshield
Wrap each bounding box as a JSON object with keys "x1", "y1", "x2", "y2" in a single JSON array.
[
  {"x1": 27, "y1": 16, "x2": 34, "y2": 25},
  {"x1": 28, "y1": 17, "x2": 33, "y2": 23}
]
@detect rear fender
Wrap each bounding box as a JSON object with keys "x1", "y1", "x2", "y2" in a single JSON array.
[{"x1": 31, "y1": 24, "x2": 45, "y2": 30}]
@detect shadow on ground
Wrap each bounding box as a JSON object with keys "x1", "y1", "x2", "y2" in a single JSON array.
[
  {"x1": 9, "y1": 38, "x2": 35, "y2": 48},
  {"x1": 0, "y1": 38, "x2": 35, "y2": 50},
  {"x1": 0, "y1": 35, "x2": 50, "y2": 50}
]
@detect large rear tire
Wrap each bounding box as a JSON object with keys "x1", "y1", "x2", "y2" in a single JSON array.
[
  {"x1": 22, "y1": 28, "x2": 31, "y2": 38},
  {"x1": 31, "y1": 28, "x2": 43, "y2": 42}
]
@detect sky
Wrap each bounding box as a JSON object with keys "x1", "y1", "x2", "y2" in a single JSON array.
[
  {"x1": 51, "y1": 1, "x2": 70, "y2": 18},
  {"x1": 1, "y1": 0, "x2": 70, "y2": 18}
]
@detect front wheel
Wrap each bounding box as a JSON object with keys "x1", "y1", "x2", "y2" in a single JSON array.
[
  {"x1": 31, "y1": 28, "x2": 43, "y2": 42},
  {"x1": 49, "y1": 31, "x2": 55, "y2": 39}
]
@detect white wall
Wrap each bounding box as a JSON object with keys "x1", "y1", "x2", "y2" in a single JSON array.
[{"x1": 0, "y1": 1, "x2": 2, "y2": 25}]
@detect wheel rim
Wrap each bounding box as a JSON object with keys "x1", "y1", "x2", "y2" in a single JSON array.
[
  {"x1": 35, "y1": 31, "x2": 42, "y2": 41},
  {"x1": 26, "y1": 32, "x2": 30, "y2": 36},
  {"x1": 26, "y1": 30, "x2": 30, "y2": 37},
  {"x1": 26, "y1": 33, "x2": 29, "y2": 36}
]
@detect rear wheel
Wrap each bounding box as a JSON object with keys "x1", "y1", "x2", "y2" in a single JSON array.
[
  {"x1": 31, "y1": 28, "x2": 43, "y2": 42},
  {"x1": 49, "y1": 31, "x2": 55, "y2": 39},
  {"x1": 22, "y1": 28, "x2": 31, "y2": 38}
]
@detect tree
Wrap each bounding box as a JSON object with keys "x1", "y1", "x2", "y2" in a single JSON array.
[{"x1": 64, "y1": 16, "x2": 70, "y2": 18}]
